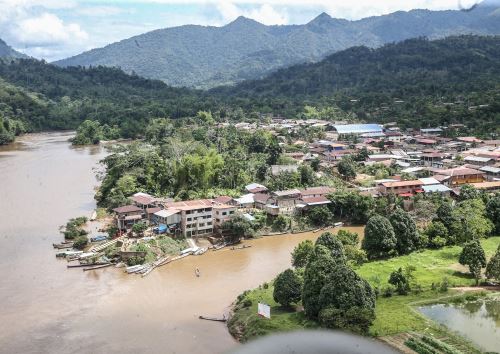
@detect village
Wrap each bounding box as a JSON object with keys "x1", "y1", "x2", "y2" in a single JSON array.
[{"x1": 53, "y1": 120, "x2": 500, "y2": 277}]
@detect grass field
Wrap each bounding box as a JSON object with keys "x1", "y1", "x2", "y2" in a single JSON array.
[{"x1": 228, "y1": 237, "x2": 500, "y2": 348}]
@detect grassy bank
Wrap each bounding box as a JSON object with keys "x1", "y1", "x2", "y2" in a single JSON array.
[{"x1": 228, "y1": 237, "x2": 500, "y2": 350}]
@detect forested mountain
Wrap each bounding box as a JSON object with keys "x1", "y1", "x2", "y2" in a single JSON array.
[
  {"x1": 212, "y1": 35, "x2": 500, "y2": 134},
  {"x1": 0, "y1": 38, "x2": 28, "y2": 59},
  {"x1": 0, "y1": 59, "x2": 215, "y2": 140},
  {"x1": 54, "y1": 2, "x2": 500, "y2": 89},
  {"x1": 1, "y1": 35, "x2": 499, "y2": 144}
]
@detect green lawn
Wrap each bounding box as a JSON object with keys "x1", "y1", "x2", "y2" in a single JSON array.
[
  {"x1": 228, "y1": 237, "x2": 500, "y2": 347},
  {"x1": 358, "y1": 236, "x2": 500, "y2": 289}
]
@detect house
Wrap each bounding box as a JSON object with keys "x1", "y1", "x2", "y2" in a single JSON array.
[
  {"x1": 420, "y1": 153, "x2": 445, "y2": 168},
  {"x1": 385, "y1": 131, "x2": 403, "y2": 143},
  {"x1": 300, "y1": 186, "x2": 335, "y2": 198},
  {"x1": 480, "y1": 166, "x2": 500, "y2": 181},
  {"x1": 463, "y1": 156, "x2": 494, "y2": 167},
  {"x1": 254, "y1": 193, "x2": 271, "y2": 209},
  {"x1": 437, "y1": 167, "x2": 485, "y2": 186},
  {"x1": 298, "y1": 196, "x2": 331, "y2": 208},
  {"x1": 469, "y1": 181, "x2": 500, "y2": 192},
  {"x1": 131, "y1": 192, "x2": 156, "y2": 209},
  {"x1": 113, "y1": 205, "x2": 144, "y2": 231},
  {"x1": 213, "y1": 195, "x2": 233, "y2": 204},
  {"x1": 245, "y1": 183, "x2": 268, "y2": 194},
  {"x1": 271, "y1": 165, "x2": 299, "y2": 176},
  {"x1": 212, "y1": 204, "x2": 237, "y2": 228},
  {"x1": 420, "y1": 128, "x2": 443, "y2": 136},
  {"x1": 152, "y1": 209, "x2": 182, "y2": 230},
  {"x1": 233, "y1": 193, "x2": 255, "y2": 209},
  {"x1": 422, "y1": 184, "x2": 452, "y2": 196},
  {"x1": 266, "y1": 189, "x2": 301, "y2": 215},
  {"x1": 164, "y1": 199, "x2": 214, "y2": 237},
  {"x1": 379, "y1": 180, "x2": 424, "y2": 196}
]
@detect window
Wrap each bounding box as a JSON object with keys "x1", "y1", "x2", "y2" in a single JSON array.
[
  {"x1": 207, "y1": 222, "x2": 212, "y2": 226},
  {"x1": 222, "y1": 212, "x2": 227, "y2": 216},
  {"x1": 187, "y1": 217, "x2": 192, "y2": 221},
  {"x1": 229, "y1": 211, "x2": 235, "y2": 214}
]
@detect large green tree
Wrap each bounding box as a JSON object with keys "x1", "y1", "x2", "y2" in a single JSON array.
[
  {"x1": 273, "y1": 269, "x2": 303, "y2": 307},
  {"x1": 486, "y1": 245, "x2": 500, "y2": 282},
  {"x1": 459, "y1": 239, "x2": 487, "y2": 285},
  {"x1": 362, "y1": 215, "x2": 397, "y2": 259},
  {"x1": 317, "y1": 264, "x2": 376, "y2": 334},
  {"x1": 389, "y1": 208, "x2": 421, "y2": 255},
  {"x1": 486, "y1": 194, "x2": 500, "y2": 233},
  {"x1": 291, "y1": 240, "x2": 314, "y2": 268}
]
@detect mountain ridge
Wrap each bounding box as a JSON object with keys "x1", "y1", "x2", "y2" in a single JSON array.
[
  {"x1": 54, "y1": 3, "x2": 500, "y2": 88},
  {"x1": 0, "y1": 39, "x2": 28, "y2": 59}
]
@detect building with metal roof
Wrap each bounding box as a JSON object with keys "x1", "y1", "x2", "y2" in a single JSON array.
[{"x1": 333, "y1": 124, "x2": 383, "y2": 136}]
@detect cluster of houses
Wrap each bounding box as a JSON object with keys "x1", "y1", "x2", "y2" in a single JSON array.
[
  {"x1": 111, "y1": 121, "x2": 499, "y2": 238},
  {"x1": 112, "y1": 185, "x2": 335, "y2": 237}
]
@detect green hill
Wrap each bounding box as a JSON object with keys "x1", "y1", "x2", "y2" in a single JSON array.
[
  {"x1": 0, "y1": 38, "x2": 28, "y2": 59},
  {"x1": 213, "y1": 35, "x2": 500, "y2": 134}
]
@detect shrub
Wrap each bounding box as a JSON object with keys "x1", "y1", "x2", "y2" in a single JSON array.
[{"x1": 73, "y1": 236, "x2": 88, "y2": 250}]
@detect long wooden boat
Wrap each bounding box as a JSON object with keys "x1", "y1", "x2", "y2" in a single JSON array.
[
  {"x1": 67, "y1": 262, "x2": 109, "y2": 268},
  {"x1": 53, "y1": 242, "x2": 74, "y2": 249},
  {"x1": 198, "y1": 315, "x2": 226, "y2": 322},
  {"x1": 82, "y1": 263, "x2": 113, "y2": 271}
]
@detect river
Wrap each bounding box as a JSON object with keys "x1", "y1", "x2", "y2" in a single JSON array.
[{"x1": 0, "y1": 132, "x2": 364, "y2": 354}]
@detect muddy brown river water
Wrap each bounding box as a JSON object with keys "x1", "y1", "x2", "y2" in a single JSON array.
[{"x1": 0, "y1": 132, "x2": 364, "y2": 354}]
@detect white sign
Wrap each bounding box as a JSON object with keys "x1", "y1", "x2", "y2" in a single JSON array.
[{"x1": 257, "y1": 302, "x2": 271, "y2": 319}]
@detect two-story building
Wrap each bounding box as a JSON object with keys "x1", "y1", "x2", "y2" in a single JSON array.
[
  {"x1": 266, "y1": 189, "x2": 301, "y2": 215},
  {"x1": 113, "y1": 205, "x2": 144, "y2": 231},
  {"x1": 212, "y1": 204, "x2": 237, "y2": 228},
  {"x1": 437, "y1": 167, "x2": 485, "y2": 186},
  {"x1": 379, "y1": 180, "x2": 424, "y2": 196}
]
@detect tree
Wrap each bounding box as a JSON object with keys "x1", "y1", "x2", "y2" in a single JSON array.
[
  {"x1": 458, "y1": 184, "x2": 480, "y2": 201},
  {"x1": 266, "y1": 137, "x2": 282, "y2": 165},
  {"x1": 307, "y1": 206, "x2": 332, "y2": 227},
  {"x1": 459, "y1": 240, "x2": 487, "y2": 285},
  {"x1": 272, "y1": 214, "x2": 289, "y2": 232},
  {"x1": 362, "y1": 215, "x2": 397, "y2": 259},
  {"x1": 453, "y1": 199, "x2": 494, "y2": 242},
  {"x1": 388, "y1": 267, "x2": 411, "y2": 295},
  {"x1": 436, "y1": 201, "x2": 456, "y2": 231},
  {"x1": 486, "y1": 194, "x2": 500, "y2": 233},
  {"x1": 273, "y1": 269, "x2": 303, "y2": 307},
  {"x1": 302, "y1": 245, "x2": 336, "y2": 318},
  {"x1": 72, "y1": 119, "x2": 103, "y2": 145},
  {"x1": 145, "y1": 118, "x2": 173, "y2": 142},
  {"x1": 132, "y1": 222, "x2": 147, "y2": 235},
  {"x1": 291, "y1": 240, "x2": 314, "y2": 268},
  {"x1": 424, "y1": 221, "x2": 449, "y2": 248},
  {"x1": 329, "y1": 191, "x2": 375, "y2": 224},
  {"x1": 335, "y1": 230, "x2": 358, "y2": 247},
  {"x1": 222, "y1": 215, "x2": 255, "y2": 243},
  {"x1": 317, "y1": 263, "x2": 376, "y2": 333},
  {"x1": 485, "y1": 245, "x2": 500, "y2": 281},
  {"x1": 337, "y1": 157, "x2": 356, "y2": 180},
  {"x1": 315, "y1": 232, "x2": 346, "y2": 262},
  {"x1": 196, "y1": 110, "x2": 214, "y2": 125},
  {"x1": 389, "y1": 208, "x2": 421, "y2": 254},
  {"x1": 310, "y1": 157, "x2": 320, "y2": 172},
  {"x1": 299, "y1": 164, "x2": 315, "y2": 186}
]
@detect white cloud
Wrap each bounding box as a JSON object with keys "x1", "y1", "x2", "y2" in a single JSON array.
[
  {"x1": 216, "y1": 2, "x2": 287, "y2": 25},
  {"x1": 13, "y1": 12, "x2": 88, "y2": 47},
  {"x1": 77, "y1": 6, "x2": 130, "y2": 17}
]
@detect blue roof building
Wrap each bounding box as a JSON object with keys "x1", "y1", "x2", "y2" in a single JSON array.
[{"x1": 333, "y1": 124, "x2": 383, "y2": 135}]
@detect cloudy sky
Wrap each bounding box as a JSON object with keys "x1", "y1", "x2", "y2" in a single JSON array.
[{"x1": 0, "y1": 0, "x2": 482, "y2": 62}]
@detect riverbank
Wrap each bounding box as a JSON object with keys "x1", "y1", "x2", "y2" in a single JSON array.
[{"x1": 227, "y1": 236, "x2": 500, "y2": 353}]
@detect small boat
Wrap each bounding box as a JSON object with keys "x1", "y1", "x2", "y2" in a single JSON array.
[
  {"x1": 90, "y1": 235, "x2": 108, "y2": 242},
  {"x1": 90, "y1": 210, "x2": 97, "y2": 221},
  {"x1": 198, "y1": 315, "x2": 226, "y2": 322},
  {"x1": 53, "y1": 242, "x2": 74, "y2": 249},
  {"x1": 180, "y1": 247, "x2": 196, "y2": 255},
  {"x1": 212, "y1": 243, "x2": 226, "y2": 251},
  {"x1": 67, "y1": 262, "x2": 109, "y2": 268},
  {"x1": 125, "y1": 264, "x2": 144, "y2": 274},
  {"x1": 194, "y1": 247, "x2": 208, "y2": 255},
  {"x1": 230, "y1": 245, "x2": 252, "y2": 251},
  {"x1": 334, "y1": 222, "x2": 344, "y2": 227},
  {"x1": 56, "y1": 250, "x2": 83, "y2": 258}
]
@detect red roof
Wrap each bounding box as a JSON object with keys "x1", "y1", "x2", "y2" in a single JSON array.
[{"x1": 214, "y1": 196, "x2": 233, "y2": 204}]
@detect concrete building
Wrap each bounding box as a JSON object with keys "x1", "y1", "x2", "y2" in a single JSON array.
[
  {"x1": 213, "y1": 204, "x2": 237, "y2": 228},
  {"x1": 164, "y1": 199, "x2": 214, "y2": 237},
  {"x1": 379, "y1": 180, "x2": 424, "y2": 196}
]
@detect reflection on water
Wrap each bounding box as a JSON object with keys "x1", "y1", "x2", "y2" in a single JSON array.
[
  {"x1": 0, "y1": 132, "x2": 364, "y2": 354},
  {"x1": 419, "y1": 298, "x2": 500, "y2": 352}
]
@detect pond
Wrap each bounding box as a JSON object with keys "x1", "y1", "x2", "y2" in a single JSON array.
[{"x1": 418, "y1": 297, "x2": 500, "y2": 353}]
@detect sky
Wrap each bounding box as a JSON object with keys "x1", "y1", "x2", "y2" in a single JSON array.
[{"x1": 0, "y1": 0, "x2": 483, "y2": 62}]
